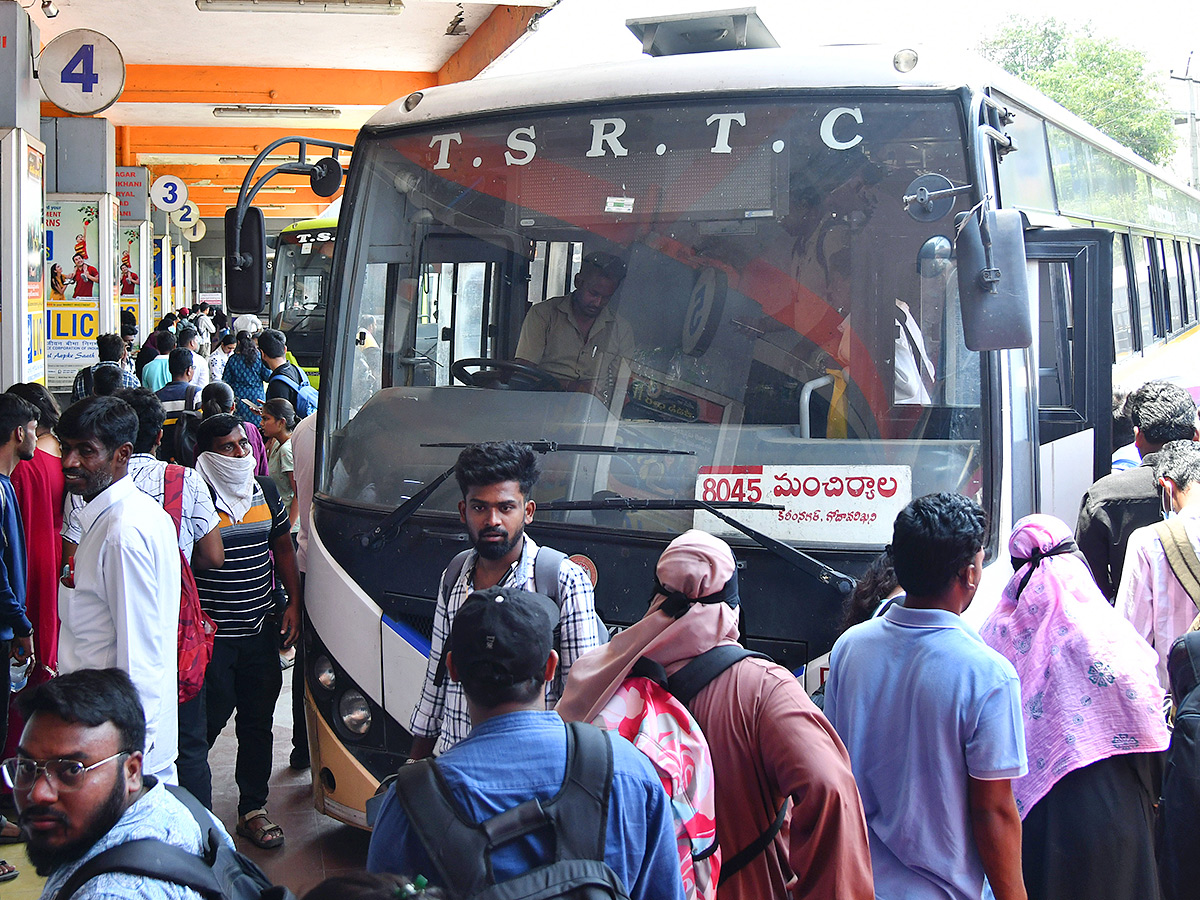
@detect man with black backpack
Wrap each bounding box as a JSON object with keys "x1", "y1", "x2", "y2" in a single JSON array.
[
  {"x1": 369, "y1": 586, "x2": 683, "y2": 900},
  {"x1": 8, "y1": 668, "x2": 290, "y2": 900},
  {"x1": 258, "y1": 329, "x2": 317, "y2": 418},
  {"x1": 408, "y1": 441, "x2": 603, "y2": 760}
]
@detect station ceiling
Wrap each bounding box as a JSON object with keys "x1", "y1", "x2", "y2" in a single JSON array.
[{"x1": 35, "y1": 0, "x2": 553, "y2": 220}]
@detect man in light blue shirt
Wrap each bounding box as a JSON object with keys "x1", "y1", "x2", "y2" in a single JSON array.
[
  {"x1": 9, "y1": 668, "x2": 234, "y2": 900},
  {"x1": 369, "y1": 586, "x2": 683, "y2": 900},
  {"x1": 825, "y1": 492, "x2": 1028, "y2": 900}
]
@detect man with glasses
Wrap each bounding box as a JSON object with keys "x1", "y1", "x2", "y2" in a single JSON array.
[
  {"x1": 192, "y1": 415, "x2": 301, "y2": 850},
  {"x1": 57, "y1": 397, "x2": 181, "y2": 787},
  {"x1": 6, "y1": 667, "x2": 233, "y2": 898}
]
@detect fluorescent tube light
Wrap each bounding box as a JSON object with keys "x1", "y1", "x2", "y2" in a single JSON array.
[
  {"x1": 214, "y1": 105, "x2": 342, "y2": 119},
  {"x1": 223, "y1": 186, "x2": 297, "y2": 193},
  {"x1": 197, "y1": 0, "x2": 402, "y2": 12}
]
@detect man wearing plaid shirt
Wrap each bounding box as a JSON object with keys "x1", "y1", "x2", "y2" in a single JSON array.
[{"x1": 408, "y1": 441, "x2": 600, "y2": 759}]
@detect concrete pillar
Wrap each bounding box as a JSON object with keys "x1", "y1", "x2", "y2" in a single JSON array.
[{"x1": 0, "y1": 4, "x2": 44, "y2": 388}]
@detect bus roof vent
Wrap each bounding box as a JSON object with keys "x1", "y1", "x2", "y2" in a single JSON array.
[{"x1": 626, "y1": 7, "x2": 779, "y2": 57}]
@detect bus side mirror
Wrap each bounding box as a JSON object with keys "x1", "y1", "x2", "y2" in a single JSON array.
[
  {"x1": 225, "y1": 206, "x2": 266, "y2": 315},
  {"x1": 954, "y1": 208, "x2": 1032, "y2": 350}
]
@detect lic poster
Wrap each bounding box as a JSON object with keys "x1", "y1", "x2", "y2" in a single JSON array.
[{"x1": 44, "y1": 199, "x2": 102, "y2": 390}]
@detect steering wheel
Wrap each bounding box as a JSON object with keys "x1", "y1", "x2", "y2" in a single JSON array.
[{"x1": 450, "y1": 358, "x2": 562, "y2": 391}]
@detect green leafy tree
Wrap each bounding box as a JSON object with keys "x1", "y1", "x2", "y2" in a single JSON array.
[{"x1": 979, "y1": 18, "x2": 1177, "y2": 165}]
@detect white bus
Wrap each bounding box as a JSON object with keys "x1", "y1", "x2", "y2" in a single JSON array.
[{"x1": 227, "y1": 26, "x2": 1200, "y2": 826}]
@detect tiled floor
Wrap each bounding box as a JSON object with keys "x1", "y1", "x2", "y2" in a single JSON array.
[{"x1": 0, "y1": 664, "x2": 368, "y2": 900}]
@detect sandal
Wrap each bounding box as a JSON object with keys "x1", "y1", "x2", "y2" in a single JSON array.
[
  {"x1": 236, "y1": 809, "x2": 285, "y2": 850},
  {"x1": 0, "y1": 817, "x2": 23, "y2": 844},
  {"x1": 0, "y1": 859, "x2": 17, "y2": 882}
]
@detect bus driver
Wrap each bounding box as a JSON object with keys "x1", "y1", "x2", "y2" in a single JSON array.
[{"x1": 515, "y1": 251, "x2": 635, "y2": 394}]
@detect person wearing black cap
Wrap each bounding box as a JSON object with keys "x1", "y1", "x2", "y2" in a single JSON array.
[
  {"x1": 368, "y1": 586, "x2": 684, "y2": 900},
  {"x1": 515, "y1": 250, "x2": 635, "y2": 393}
]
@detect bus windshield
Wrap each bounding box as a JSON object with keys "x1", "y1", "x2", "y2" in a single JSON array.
[
  {"x1": 272, "y1": 223, "x2": 335, "y2": 372},
  {"x1": 324, "y1": 93, "x2": 982, "y2": 550}
]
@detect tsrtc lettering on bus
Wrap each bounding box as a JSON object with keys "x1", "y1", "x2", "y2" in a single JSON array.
[{"x1": 425, "y1": 104, "x2": 866, "y2": 174}]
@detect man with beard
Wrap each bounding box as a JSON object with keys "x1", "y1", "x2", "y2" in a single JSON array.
[
  {"x1": 7, "y1": 668, "x2": 234, "y2": 899},
  {"x1": 408, "y1": 441, "x2": 601, "y2": 759},
  {"x1": 56, "y1": 397, "x2": 181, "y2": 786},
  {"x1": 192, "y1": 415, "x2": 301, "y2": 849}
]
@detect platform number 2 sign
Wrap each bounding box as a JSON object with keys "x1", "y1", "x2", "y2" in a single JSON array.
[{"x1": 39, "y1": 29, "x2": 126, "y2": 116}]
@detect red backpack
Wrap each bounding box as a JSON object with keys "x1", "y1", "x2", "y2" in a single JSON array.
[{"x1": 164, "y1": 465, "x2": 217, "y2": 703}]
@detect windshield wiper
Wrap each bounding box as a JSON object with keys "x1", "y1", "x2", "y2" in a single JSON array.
[
  {"x1": 360, "y1": 442, "x2": 695, "y2": 550},
  {"x1": 421, "y1": 440, "x2": 694, "y2": 456},
  {"x1": 539, "y1": 496, "x2": 855, "y2": 595}
]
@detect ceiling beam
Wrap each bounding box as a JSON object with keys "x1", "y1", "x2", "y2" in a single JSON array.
[
  {"x1": 437, "y1": 5, "x2": 540, "y2": 84},
  {"x1": 122, "y1": 125, "x2": 360, "y2": 157},
  {"x1": 115, "y1": 65, "x2": 434, "y2": 106}
]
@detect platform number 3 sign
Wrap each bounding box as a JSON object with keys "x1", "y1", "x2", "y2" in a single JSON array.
[{"x1": 39, "y1": 29, "x2": 126, "y2": 116}]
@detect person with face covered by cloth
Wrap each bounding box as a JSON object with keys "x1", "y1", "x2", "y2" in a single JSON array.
[
  {"x1": 191, "y1": 415, "x2": 301, "y2": 849},
  {"x1": 980, "y1": 515, "x2": 1168, "y2": 900},
  {"x1": 558, "y1": 530, "x2": 873, "y2": 900}
]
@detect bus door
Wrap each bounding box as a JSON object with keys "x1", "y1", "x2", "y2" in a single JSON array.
[
  {"x1": 1023, "y1": 228, "x2": 1113, "y2": 523},
  {"x1": 412, "y1": 235, "x2": 522, "y2": 386}
]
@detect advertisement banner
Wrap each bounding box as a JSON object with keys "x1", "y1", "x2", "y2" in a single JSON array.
[
  {"x1": 45, "y1": 198, "x2": 102, "y2": 389},
  {"x1": 153, "y1": 236, "x2": 165, "y2": 321},
  {"x1": 24, "y1": 145, "x2": 45, "y2": 382}
]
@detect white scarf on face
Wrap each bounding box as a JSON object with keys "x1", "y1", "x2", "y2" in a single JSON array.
[{"x1": 196, "y1": 451, "x2": 257, "y2": 523}]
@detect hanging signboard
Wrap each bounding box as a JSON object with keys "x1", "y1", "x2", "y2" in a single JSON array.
[
  {"x1": 115, "y1": 166, "x2": 149, "y2": 221},
  {"x1": 39, "y1": 30, "x2": 126, "y2": 116}
]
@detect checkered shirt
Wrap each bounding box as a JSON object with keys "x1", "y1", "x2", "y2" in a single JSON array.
[{"x1": 409, "y1": 534, "x2": 599, "y2": 756}]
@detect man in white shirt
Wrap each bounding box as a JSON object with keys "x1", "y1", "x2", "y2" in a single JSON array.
[
  {"x1": 56, "y1": 396, "x2": 182, "y2": 785},
  {"x1": 209, "y1": 333, "x2": 236, "y2": 382},
  {"x1": 193, "y1": 302, "x2": 216, "y2": 356},
  {"x1": 1118, "y1": 439, "x2": 1200, "y2": 690},
  {"x1": 175, "y1": 325, "x2": 210, "y2": 392}
]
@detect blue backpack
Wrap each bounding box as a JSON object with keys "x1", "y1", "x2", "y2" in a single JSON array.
[{"x1": 269, "y1": 367, "x2": 318, "y2": 418}]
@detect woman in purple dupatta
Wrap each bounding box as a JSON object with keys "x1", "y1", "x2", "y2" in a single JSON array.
[{"x1": 981, "y1": 514, "x2": 1168, "y2": 900}]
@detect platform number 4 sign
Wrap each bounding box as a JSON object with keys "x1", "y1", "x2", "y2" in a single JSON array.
[
  {"x1": 39, "y1": 29, "x2": 126, "y2": 116},
  {"x1": 60, "y1": 44, "x2": 100, "y2": 93}
]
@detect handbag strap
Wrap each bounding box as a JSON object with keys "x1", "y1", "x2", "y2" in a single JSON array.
[{"x1": 1155, "y1": 519, "x2": 1200, "y2": 610}]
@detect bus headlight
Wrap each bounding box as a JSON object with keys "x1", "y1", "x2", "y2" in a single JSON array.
[
  {"x1": 314, "y1": 655, "x2": 336, "y2": 691},
  {"x1": 338, "y1": 690, "x2": 372, "y2": 735}
]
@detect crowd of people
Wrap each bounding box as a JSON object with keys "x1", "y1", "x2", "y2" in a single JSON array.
[
  {"x1": 0, "y1": 361, "x2": 1199, "y2": 899},
  {"x1": 0, "y1": 308, "x2": 317, "y2": 889}
]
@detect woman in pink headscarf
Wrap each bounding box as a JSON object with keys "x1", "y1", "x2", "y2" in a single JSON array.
[
  {"x1": 981, "y1": 514, "x2": 1169, "y2": 900},
  {"x1": 559, "y1": 530, "x2": 874, "y2": 900}
]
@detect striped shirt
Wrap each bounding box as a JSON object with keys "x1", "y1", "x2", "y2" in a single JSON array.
[
  {"x1": 193, "y1": 480, "x2": 289, "y2": 639},
  {"x1": 409, "y1": 535, "x2": 600, "y2": 756},
  {"x1": 62, "y1": 455, "x2": 218, "y2": 562}
]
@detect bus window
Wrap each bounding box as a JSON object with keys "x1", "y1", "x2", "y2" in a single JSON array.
[
  {"x1": 1112, "y1": 233, "x2": 1135, "y2": 361},
  {"x1": 1131, "y1": 237, "x2": 1155, "y2": 346},
  {"x1": 1175, "y1": 241, "x2": 1191, "y2": 327},
  {"x1": 1037, "y1": 261, "x2": 1075, "y2": 408}
]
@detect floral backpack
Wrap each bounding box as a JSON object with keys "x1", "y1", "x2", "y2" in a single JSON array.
[{"x1": 590, "y1": 675, "x2": 720, "y2": 900}]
